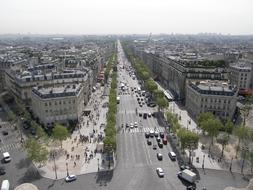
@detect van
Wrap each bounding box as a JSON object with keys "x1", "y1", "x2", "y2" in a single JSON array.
[
  {"x1": 1, "y1": 180, "x2": 9, "y2": 190},
  {"x1": 3, "y1": 152, "x2": 11, "y2": 163},
  {"x1": 168, "y1": 151, "x2": 177, "y2": 161}
]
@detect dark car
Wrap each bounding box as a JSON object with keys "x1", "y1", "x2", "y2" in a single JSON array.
[
  {"x1": 0, "y1": 167, "x2": 6, "y2": 175},
  {"x1": 158, "y1": 142, "x2": 163, "y2": 148},
  {"x1": 147, "y1": 139, "x2": 152, "y2": 145},
  {"x1": 160, "y1": 132, "x2": 164, "y2": 138},
  {"x1": 2, "y1": 131, "x2": 8, "y2": 136},
  {"x1": 126, "y1": 123, "x2": 129, "y2": 128},
  {"x1": 137, "y1": 98, "x2": 140, "y2": 101},
  {"x1": 153, "y1": 144, "x2": 157, "y2": 150},
  {"x1": 145, "y1": 132, "x2": 150, "y2": 138},
  {"x1": 139, "y1": 113, "x2": 143, "y2": 117},
  {"x1": 163, "y1": 138, "x2": 168, "y2": 145},
  {"x1": 143, "y1": 113, "x2": 147, "y2": 119}
]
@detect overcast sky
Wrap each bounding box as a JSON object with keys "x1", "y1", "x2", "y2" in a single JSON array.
[{"x1": 0, "y1": 0, "x2": 252, "y2": 35}]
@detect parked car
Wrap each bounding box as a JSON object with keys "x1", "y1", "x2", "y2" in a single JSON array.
[
  {"x1": 30, "y1": 128, "x2": 36, "y2": 135},
  {"x1": 139, "y1": 113, "x2": 143, "y2": 117},
  {"x1": 157, "y1": 153, "x2": 163, "y2": 160},
  {"x1": 163, "y1": 138, "x2": 168, "y2": 145},
  {"x1": 147, "y1": 139, "x2": 152, "y2": 145},
  {"x1": 156, "y1": 168, "x2": 164, "y2": 177},
  {"x1": 1, "y1": 180, "x2": 9, "y2": 190},
  {"x1": 65, "y1": 175, "x2": 77, "y2": 182}
]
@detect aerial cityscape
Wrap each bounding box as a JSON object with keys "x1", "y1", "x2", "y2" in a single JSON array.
[{"x1": 0, "y1": 0, "x2": 253, "y2": 190}]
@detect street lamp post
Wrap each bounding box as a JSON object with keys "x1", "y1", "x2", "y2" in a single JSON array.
[
  {"x1": 241, "y1": 146, "x2": 249, "y2": 174},
  {"x1": 53, "y1": 152, "x2": 58, "y2": 179},
  {"x1": 66, "y1": 162, "x2": 69, "y2": 177},
  {"x1": 97, "y1": 158, "x2": 100, "y2": 171},
  {"x1": 202, "y1": 155, "x2": 205, "y2": 169},
  {"x1": 229, "y1": 157, "x2": 233, "y2": 172}
]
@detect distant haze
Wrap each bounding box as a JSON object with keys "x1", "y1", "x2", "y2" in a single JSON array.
[{"x1": 0, "y1": 0, "x2": 252, "y2": 35}]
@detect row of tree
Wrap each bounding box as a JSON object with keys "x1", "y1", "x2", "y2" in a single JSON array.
[
  {"x1": 122, "y1": 46, "x2": 168, "y2": 111},
  {"x1": 103, "y1": 53, "x2": 117, "y2": 153}
]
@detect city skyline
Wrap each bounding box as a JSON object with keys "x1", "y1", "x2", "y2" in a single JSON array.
[{"x1": 0, "y1": 0, "x2": 253, "y2": 35}]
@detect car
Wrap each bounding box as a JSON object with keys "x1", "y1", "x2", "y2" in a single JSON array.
[
  {"x1": 154, "y1": 131, "x2": 159, "y2": 137},
  {"x1": 168, "y1": 151, "x2": 177, "y2": 161},
  {"x1": 65, "y1": 174, "x2": 77, "y2": 182},
  {"x1": 148, "y1": 113, "x2": 152, "y2": 117},
  {"x1": 0, "y1": 166, "x2": 6, "y2": 175},
  {"x1": 137, "y1": 97, "x2": 140, "y2": 101},
  {"x1": 130, "y1": 123, "x2": 134, "y2": 129},
  {"x1": 153, "y1": 144, "x2": 157, "y2": 150},
  {"x1": 143, "y1": 113, "x2": 147, "y2": 119},
  {"x1": 134, "y1": 122, "x2": 138, "y2": 128},
  {"x1": 149, "y1": 130, "x2": 154, "y2": 137},
  {"x1": 145, "y1": 132, "x2": 150, "y2": 138},
  {"x1": 163, "y1": 138, "x2": 168, "y2": 145},
  {"x1": 139, "y1": 113, "x2": 143, "y2": 117},
  {"x1": 180, "y1": 165, "x2": 191, "y2": 171},
  {"x1": 158, "y1": 142, "x2": 163, "y2": 148},
  {"x1": 159, "y1": 132, "x2": 164, "y2": 138},
  {"x1": 149, "y1": 103, "x2": 156, "y2": 107},
  {"x1": 147, "y1": 139, "x2": 152, "y2": 145},
  {"x1": 156, "y1": 137, "x2": 161, "y2": 142},
  {"x1": 156, "y1": 167, "x2": 164, "y2": 177},
  {"x1": 2, "y1": 131, "x2": 8, "y2": 136},
  {"x1": 152, "y1": 112, "x2": 156, "y2": 117},
  {"x1": 140, "y1": 104, "x2": 143, "y2": 107},
  {"x1": 3, "y1": 152, "x2": 11, "y2": 163},
  {"x1": 157, "y1": 153, "x2": 163, "y2": 160},
  {"x1": 126, "y1": 123, "x2": 129, "y2": 128}
]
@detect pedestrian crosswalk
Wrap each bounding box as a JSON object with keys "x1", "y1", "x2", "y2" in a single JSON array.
[
  {"x1": 121, "y1": 127, "x2": 164, "y2": 133},
  {"x1": 0, "y1": 143, "x2": 22, "y2": 153}
]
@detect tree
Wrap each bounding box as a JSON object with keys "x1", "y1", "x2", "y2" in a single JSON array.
[
  {"x1": 177, "y1": 128, "x2": 199, "y2": 163},
  {"x1": 157, "y1": 97, "x2": 168, "y2": 112},
  {"x1": 197, "y1": 112, "x2": 215, "y2": 132},
  {"x1": 223, "y1": 120, "x2": 234, "y2": 136},
  {"x1": 216, "y1": 133, "x2": 229, "y2": 158},
  {"x1": 203, "y1": 118, "x2": 222, "y2": 145},
  {"x1": 52, "y1": 124, "x2": 69, "y2": 148},
  {"x1": 145, "y1": 79, "x2": 158, "y2": 94},
  {"x1": 140, "y1": 71, "x2": 150, "y2": 81},
  {"x1": 154, "y1": 89, "x2": 164, "y2": 99},
  {"x1": 240, "y1": 95, "x2": 253, "y2": 125},
  {"x1": 25, "y1": 138, "x2": 49, "y2": 166},
  {"x1": 234, "y1": 125, "x2": 250, "y2": 158}
]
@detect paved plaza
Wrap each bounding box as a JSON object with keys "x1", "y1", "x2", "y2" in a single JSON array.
[{"x1": 37, "y1": 83, "x2": 114, "y2": 179}]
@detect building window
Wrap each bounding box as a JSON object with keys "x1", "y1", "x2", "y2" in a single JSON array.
[
  {"x1": 45, "y1": 103, "x2": 48, "y2": 106},
  {"x1": 49, "y1": 102, "x2": 52, "y2": 106},
  {"x1": 45, "y1": 110, "x2": 48, "y2": 113},
  {"x1": 55, "y1": 102, "x2": 57, "y2": 105}
]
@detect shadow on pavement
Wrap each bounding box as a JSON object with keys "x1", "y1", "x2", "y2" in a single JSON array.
[
  {"x1": 47, "y1": 180, "x2": 56, "y2": 190},
  {"x1": 15, "y1": 158, "x2": 32, "y2": 169},
  {"x1": 95, "y1": 170, "x2": 114, "y2": 186},
  {"x1": 18, "y1": 166, "x2": 42, "y2": 183}
]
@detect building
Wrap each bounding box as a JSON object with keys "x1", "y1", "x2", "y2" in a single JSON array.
[
  {"x1": 229, "y1": 61, "x2": 252, "y2": 90},
  {"x1": 186, "y1": 80, "x2": 238, "y2": 121},
  {"x1": 31, "y1": 84, "x2": 84, "y2": 126},
  {"x1": 5, "y1": 69, "x2": 91, "y2": 105}
]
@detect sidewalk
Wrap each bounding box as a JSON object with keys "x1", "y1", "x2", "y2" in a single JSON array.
[{"x1": 37, "y1": 83, "x2": 115, "y2": 180}]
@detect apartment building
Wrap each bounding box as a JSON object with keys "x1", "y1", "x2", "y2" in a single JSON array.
[
  {"x1": 186, "y1": 80, "x2": 238, "y2": 121},
  {"x1": 5, "y1": 69, "x2": 91, "y2": 105},
  {"x1": 31, "y1": 84, "x2": 84, "y2": 126},
  {"x1": 229, "y1": 61, "x2": 252, "y2": 89}
]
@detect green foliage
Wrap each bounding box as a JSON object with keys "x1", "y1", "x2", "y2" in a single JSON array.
[
  {"x1": 202, "y1": 117, "x2": 222, "y2": 144},
  {"x1": 25, "y1": 138, "x2": 49, "y2": 165},
  {"x1": 157, "y1": 97, "x2": 168, "y2": 111},
  {"x1": 177, "y1": 128, "x2": 199, "y2": 151},
  {"x1": 216, "y1": 133, "x2": 229, "y2": 158},
  {"x1": 144, "y1": 79, "x2": 158, "y2": 94},
  {"x1": 197, "y1": 112, "x2": 215, "y2": 132},
  {"x1": 103, "y1": 52, "x2": 118, "y2": 153},
  {"x1": 154, "y1": 89, "x2": 165, "y2": 99},
  {"x1": 223, "y1": 120, "x2": 234, "y2": 134},
  {"x1": 52, "y1": 124, "x2": 69, "y2": 147},
  {"x1": 166, "y1": 111, "x2": 181, "y2": 133}
]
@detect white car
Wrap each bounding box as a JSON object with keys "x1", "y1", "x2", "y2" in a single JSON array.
[
  {"x1": 3, "y1": 152, "x2": 11, "y2": 163},
  {"x1": 156, "y1": 167, "x2": 165, "y2": 177},
  {"x1": 130, "y1": 123, "x2": 134, "y2": 129},
  {"x1": 149, "y1": 130, "x2": 154, "y2": 137},
  {"x1": 134, "y1": 122, "x2": 138, "y2": 128},
  {"x1": 148, "y1": 113, "x2": 152, "y2": 117},
  {"x1": 65, "y1": 175, "x2": 77, "y2": 182}
]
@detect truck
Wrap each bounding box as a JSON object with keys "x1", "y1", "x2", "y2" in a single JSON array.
[
  {"x1": 177, "y1": 169, "x2": 197, "y2": 184},
  {"x1": 117, "y1": 96, "x2": 120, "y2": 104}
]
